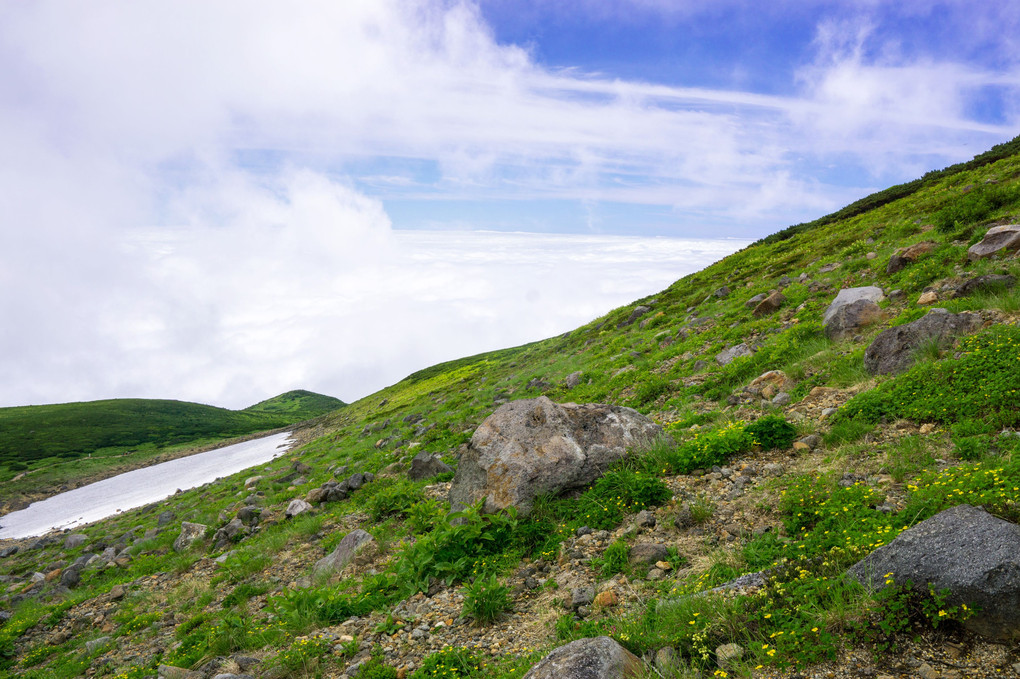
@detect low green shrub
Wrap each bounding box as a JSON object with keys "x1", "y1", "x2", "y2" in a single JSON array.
[
  {"x1": 745, "y1": 415, "x2": 797, "y2": 450},
  {"x1": 838, "y1": 326, "x2": 1020, "y2": 428},
  {"x1": 461, "y1": 575, "x2": 512, "y2": 624},
  {"x1": 657, "y1": 421, "x2": 756, "y2": 473},
  {"x1": 595, "y1": 540, "x2": 630, "y2": 577}
]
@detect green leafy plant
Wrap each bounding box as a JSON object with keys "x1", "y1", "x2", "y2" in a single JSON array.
[
  {"x1": 745, "y1": 415, "x2": 797, "y2": 450},
  {"x1": 462, "y1": 575, "x2": 512, "y2": 625},
  {"x1": 595, "y1": 540, "x2": 630, "y2": 577}
]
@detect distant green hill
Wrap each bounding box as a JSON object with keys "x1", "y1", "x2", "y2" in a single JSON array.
[
  {"x1": 0, "y1": 391, "x2": 345, "y2": 467},
  {"x1": 243, "y1": 389, "x2": 346, "y2": 418}
]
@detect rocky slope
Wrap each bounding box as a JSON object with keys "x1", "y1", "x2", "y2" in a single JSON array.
[{"x1": 3, "y1": 141, "x2": 1020, "y2": 679}]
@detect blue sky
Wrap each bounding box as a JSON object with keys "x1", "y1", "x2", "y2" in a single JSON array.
[{"x1": 0, "y1": 1, "x2": 1018, "y2": 408}]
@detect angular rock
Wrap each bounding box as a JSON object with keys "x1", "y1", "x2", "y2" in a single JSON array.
[
  {"x1": 750, "y1": 370, "x2": 794, "y2": 393},
  {"x1": 60, "y1": 566, "x2": 81, "y2": 588},
  {"x1": 408, "y1": 452, "x2": 454, "y2": 481},
  {"x1": 63, "y1": 533, "x2": 88, "y2": 550},
  {"x1": 285, "y1": 499, "x2": 312, "y2": 519},
  {"x1": 864, "y1": 309, "x2": 983, "y2": 375},
  {"x1": 823, "y1": 286, "x2": 884, "y2": 328},
  {"x1": 157, "y1": 510, "x2": 175, "y2": 527},
  {"x1": 917, "y1": 291, "x2": 939, "y2": 305},
  {"x1": 314, "y1": 529, "x2": 375, "y2": 576},
  {"x1": 449, "y1": 397, "x2": 664, "y2": 515},
  {"x1": 521, "y1": 636, "x2": 644, "y2": 679},
  {"x1": 157, "y1": 666, "x2": 204, "y2": 679},
  {"x1": 571, "y1": 585, "x2": 595, "y2": 610},
  {"x1": 887, "y1": 241, "x2": 936, "y2": 274},
  {"x1": 825, "y1": 299, "x2": 884, "y2": 341},
  {"x1": 0, "y1": 546, "x2": 18, "y2": 558},
  {"x1": 954, "y1": 274, "x2": 1016, "y2": 298},
  {"x1": 744, "y1": 293, "x2": 767, "y2": 309},
  {"x1": 212, "y1": 518, "x2": 245, "y2": 549},
  {"x1": 618, "y1": 306, "x2": 651, "y2": 328},
  {"x1": 713, "y1": 286, "x2": 730, "y2": 298},
  {"x1": 715, "y1": 343, "x2": 752, "y2": 366},
  {"x1": 564, "y1": 371, "x2": 583, "y2": 389},
  {"x1": 967, "y1": 225, "x2": 1020, "y2": 260},
  {"x1": 629, "y1": 543, "x2": 670, "y2": 567},
  {"x1": 173, "y1": 522, "x2": 207, "y2": 552},
  {"x1": 752, "y1": 291, "x2": 785, "y2": 317},
  {"x1": 848, "y1": 504, "x2": 1020, "y2": 641}
]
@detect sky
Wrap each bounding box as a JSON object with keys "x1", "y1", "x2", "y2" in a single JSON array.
[{"x1": 1, "y1": 0, "x2": 1018, "y2": 409}]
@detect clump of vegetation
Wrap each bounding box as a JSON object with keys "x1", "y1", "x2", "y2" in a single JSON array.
[
  {"x1": 838, "y1": 326, "x2": 1020, "y2": 427},
  {"x1": 461, "y1": 575, "x2": 512, "y2": 624}
]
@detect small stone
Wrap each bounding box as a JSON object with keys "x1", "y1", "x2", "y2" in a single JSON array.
[
  {"x1": 285, "y1": 499, "x2": 312, "y2": 518},
  {"x1": 715, "y1": 643, "x2": 744, "y2": 670},
  {"x1": 593, "y1": 590, "x2": 618, "y2": 607},
  {"x1": 792, "y1": 441, "x2": 810, "y2": 452},
  {"x1": 920, "y1": 423, "x2": 936, "y2": 434},
  {"x1": 772, "y1": 392, "x2": 791, "y2": 406},
  {"x1": 85, "y1": 636, "x2": 112, "y2": 654},
  {"x1": 646, "y1": 568, "x2": 665, "y2": 581},
  {"x1": 655, "y1": 561, "x2": 672, "y2": 571},
  {"x1": 634, "y1": 510, "x2": 656, "y2": 528},
  {"x1": 917, "y1": 291, "x2": 939, "y2": 305},
  {"x1": 654, "y1": 646, "x2": 679, "y2": 672},
  {"x1": 917, "y1": 663, "x2": 938, "y2": 679},
  {"x1": 570, "y1": 586, "x2": 595, "y2": 610}
]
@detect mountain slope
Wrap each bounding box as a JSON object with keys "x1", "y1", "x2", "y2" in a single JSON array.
[
  {"x1": 3, "y1": 139, "x2": 1020, "y2": 678},
  {"x1": 0, "y1": 391, "x2": 344, "y2": 469}
]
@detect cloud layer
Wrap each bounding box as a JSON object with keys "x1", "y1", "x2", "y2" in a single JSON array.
[{"x1": 0, "y1": 1, "x2": 1017, "y2": 407}]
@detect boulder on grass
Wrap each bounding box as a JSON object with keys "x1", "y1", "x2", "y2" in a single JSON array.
[
  {"x1": 954, "y1": 274, "x2": 1016, "y2": 298},
  {"x1": 967, "y1": 225, "x2": 1020, "y2": 261},
  {"x1": 314, "y1": 529, "x2": 375, "y2": 576},
  {"x1": 172, "y1": 522, "x2": 207, "y2": 552},
  {"x1": 408, "y1": 452, "x2": 454, "y2": 481},
  {"x1": 864, "y1": 308, "x2": 982, "y2": 375},
  {"x1": 848, "y1": 504, "x2": 1020, "y2": 641},
  {"x1": 522, "y1": 636, "x2": 644, "y2": 679},
  {"x1": 752, "y1": 291, "x2": 785, "y2": 317},
  {"x1": 715, "y1": 343, "x2": 753, "y2": 366},
  {"x1": 822, "y1": 287, "x2": 884, "y2": 341},
  {"x1": 449, "y1": 397, "x2": 664, "y2": 515}
]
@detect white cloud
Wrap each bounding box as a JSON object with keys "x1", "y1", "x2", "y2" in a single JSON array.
[{"x1": 0, "y1": 0, "x2": 1017, "y2": 407}]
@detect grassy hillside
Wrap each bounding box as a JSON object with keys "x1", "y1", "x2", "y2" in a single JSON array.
[
  {"x1": 3, "y1": 138, "x2": 1020, "y2": 678},
  {"x1": 243, "y1": 390, "x2": 346, "y2": 418},
  {"x1": 0, "y1": 392, "x2": 344, "y2": 470}
]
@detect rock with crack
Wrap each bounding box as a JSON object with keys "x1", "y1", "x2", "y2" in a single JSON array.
[
  {"x1": 521, "y1": 636, "x2": 644, "y2": 679},
  {"x1": 822, "y1": 286, "x2": 885, "y2": 341},
  {"x1": 449, "y1": 396, "x2": 664, "y2": 515},
  {"x1": 848, "y1": 504, "x2": 1020, "y2": 641},
  {"x1": 864, "y1": 308, "x2": 982, "y2": 374}
]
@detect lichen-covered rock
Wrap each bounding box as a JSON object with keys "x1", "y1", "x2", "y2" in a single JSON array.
[
  {"x1": 172, "y1": 522, "x2": 207, "y2": 552},
  {"x1": 521, "y1": 636, "x2": 644, "y2": 679},
  {"x1": 864, "y1": 308, "x2": 982, "y2": 374},
  {"x1": 822, "y1": 287, "x2": 884, "y2": 341},
  {"x1": 449, "y1": 397, "x2": 664, "y2": 515},
  {"x1": 849, "y1": 504, "x2": 1020, "y2": 641}
]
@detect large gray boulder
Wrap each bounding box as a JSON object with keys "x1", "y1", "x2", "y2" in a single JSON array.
[
  {"x1": 864, "y1": 308, "x2": 982, "y2": 375},
  {"x1": 408, "y1": 452, "x2": 454, "y2": 481},
  {"x1": 314, "y1": 529, "x2": 375, "y2": 576},
  {"x1": 521, "y1": 636, "x2": 644, "y2": 679},
  {"x1": 967, "y1": 225, "x2": 1020, "y2": 260},
  {"x1": 449, "y1": 397, "x2": 664, "y2": 515},
  {"x1": 848, "y1": 504, "x2": 1020, "y2": 641}
]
